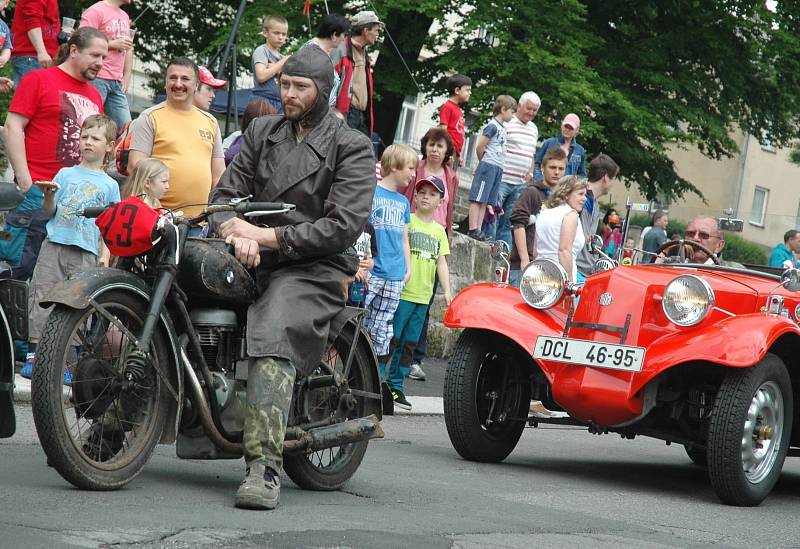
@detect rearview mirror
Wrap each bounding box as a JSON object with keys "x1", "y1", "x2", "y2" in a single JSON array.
[
  {"x1": 781, "y1": 268, "x2": 800, "y2": 292},
  {"x1": 490, "y1": 240, "x2": 509, "y2": 261},
  {"x1": 718, "y1": 218, "x2": 743, "y2": 232}
]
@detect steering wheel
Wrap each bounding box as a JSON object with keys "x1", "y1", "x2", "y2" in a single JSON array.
[{"x1": 653, "y1": 238, "x2": 720, "y2": 265}]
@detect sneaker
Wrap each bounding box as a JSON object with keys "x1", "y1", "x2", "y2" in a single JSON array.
[
  {"x1": 392, "y1": 390, "x2": 412, "y2": 411},
  {"x1": 20, "y1": 353, "x2": 34, "y2": 379},
  {"x1": 408, "y1": 363, "x2": 427, "y2": 381},
  {"x1": 529, "y1": 400, "x2": 569, "y2": 419},
  {"x1": 467, "y1": 229, "x2": 485, "y2": 241},
  {"x1": 235, "y1": 462, "x2": 280, "y2": 510}
]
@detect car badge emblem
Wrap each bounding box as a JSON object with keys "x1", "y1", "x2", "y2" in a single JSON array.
[
  {"x1": 599, "y1": 292, "x2": 613, "y2": 306},
  {"x1": 226, "y1": 270, "x2": 234, "y2": 284}
]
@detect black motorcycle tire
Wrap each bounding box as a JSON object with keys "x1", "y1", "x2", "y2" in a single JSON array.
[
  {"x1": 31, "y1": 291, "x2": 170, "y2": 490},
  {"x1": 283, "y1": 327, "x2": 373, "y2": 491}
]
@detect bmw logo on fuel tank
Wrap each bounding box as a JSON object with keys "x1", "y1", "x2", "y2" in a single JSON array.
[{"x1": 226, "y1": 270, "x2": 234, "y2": 284}]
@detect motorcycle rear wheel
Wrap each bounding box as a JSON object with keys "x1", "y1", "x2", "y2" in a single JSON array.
[
  {"x1": 31, "y1": 291, "x2": 170, "y2": 490},
  {"x1": 283, "y1": 327, "x2": 373, "y2": 491}
]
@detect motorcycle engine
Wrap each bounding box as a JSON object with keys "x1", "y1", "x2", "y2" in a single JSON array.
[{"x1": 189, "y1": 309, "x2": 240, "y2": 371}]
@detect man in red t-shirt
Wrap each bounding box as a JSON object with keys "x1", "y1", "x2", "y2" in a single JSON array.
[
  {"x1": 439, "y1": 74, "x2": 472, "y2": 168},
  {"x1": 10, "y1": 0, "x2": 60, "y2": 85},
  {"x1": 0, "y1": 27, "x2": 106, "y2": 279}
]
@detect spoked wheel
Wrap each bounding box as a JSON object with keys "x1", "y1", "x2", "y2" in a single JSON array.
[
  {"x1": 444, "y1": 329, "x2": 531, "y2": 462},
  {"x1": 283, "y1": 326, "x2": 375, "y2": 491},
  {"x1": 31, "y1": 291, "x2": 170, "y2": 490},
  {"x1": 707, "y1": 354, "x2": 793, "y2": 506}
]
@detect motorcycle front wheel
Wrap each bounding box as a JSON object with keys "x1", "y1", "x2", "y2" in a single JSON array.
[
  {"x1": 31, "y1": 291, "x2": 170, "y2": 490},
  {"x1": 283, "y1": 326, "x2": 374, "y2": 491}
]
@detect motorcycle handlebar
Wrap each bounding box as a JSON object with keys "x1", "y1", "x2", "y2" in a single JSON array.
[{"x1": 80, "y1": 205, "x2": 113, "y2": 218}]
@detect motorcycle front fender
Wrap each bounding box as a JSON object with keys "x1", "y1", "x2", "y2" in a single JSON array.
[{"x1": 41, "y1": 268, "x2": 183, "y2": 444}]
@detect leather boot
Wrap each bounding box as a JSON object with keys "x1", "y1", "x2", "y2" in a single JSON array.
[{"x1": 234, "y1": 462, "x2": 280, "y2": 510}]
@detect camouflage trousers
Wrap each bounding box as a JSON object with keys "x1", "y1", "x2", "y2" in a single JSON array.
[{"x1": 242, "y1": 356, "x2": 296, "y2": 474}]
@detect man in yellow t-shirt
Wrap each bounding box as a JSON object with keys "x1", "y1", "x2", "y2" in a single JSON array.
[{"x1": 128, "y1": 57, "x2": 225, "y2": 218}]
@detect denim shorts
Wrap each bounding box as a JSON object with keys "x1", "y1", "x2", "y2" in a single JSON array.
[{"x1": 468, "y1": 161, "x2": 504, "y2": 205}]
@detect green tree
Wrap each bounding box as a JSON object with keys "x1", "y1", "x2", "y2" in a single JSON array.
[{"x1": 428, "y1": 0, "x2": 800, "y2": 202}]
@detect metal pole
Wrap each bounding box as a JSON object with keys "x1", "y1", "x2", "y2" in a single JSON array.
[{"x1": 217, "y1": 0, "x2": 249, "y2": 80}]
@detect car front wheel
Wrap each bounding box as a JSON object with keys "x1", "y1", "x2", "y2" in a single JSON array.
[
  {"x1": 444, "y1": 330, "x2": 531, "y2": 463},
  {"x1": 707, "y1": 353, "x2": 793, "y2": 506}
]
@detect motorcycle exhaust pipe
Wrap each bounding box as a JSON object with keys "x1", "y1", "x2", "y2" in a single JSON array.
[
  {"x1": 183, "y1": 351, "x2": 384, "y2": 456},
  {"x1": 284, "y1": 415, "x2": 384, "y2": 454}
]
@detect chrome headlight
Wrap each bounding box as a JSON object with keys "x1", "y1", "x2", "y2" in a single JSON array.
[
  {"x1": 520, "y1": 258, "x2": 568, "y2": 309},
  {"x1": 662, "y1": 275, "x2": 715, "y2": 326}
]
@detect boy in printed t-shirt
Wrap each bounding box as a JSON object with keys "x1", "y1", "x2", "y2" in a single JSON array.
[
  {"x1": 438, "y1": 74, "x2": 471, "y2": 168},
  {"x1": 467, "y1": 94, "x2": 517, "y2": 240},
  {"x1": 384, "y1": 176, "x2": 452, "y2": 411},
  {"x1": 22, "y1": 115, "x2": 121, "y2": 383},
  {"x1": 363, "y1": 144, "x2": 416, "y2": 376}
]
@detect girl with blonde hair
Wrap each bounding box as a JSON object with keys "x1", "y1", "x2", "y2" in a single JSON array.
[
  {"x1": 535, "y1": 176, "x2": 590, "y2": 283},
  {"x1": 123, "y1": 158, "x2": 170, "y2": 209}
]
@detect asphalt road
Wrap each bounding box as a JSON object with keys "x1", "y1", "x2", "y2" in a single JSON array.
[{"x1": 3, "y1": 401, "x2": 800, "y2": 549}]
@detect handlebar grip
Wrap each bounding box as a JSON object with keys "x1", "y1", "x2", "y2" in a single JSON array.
[
  {"x1": 81, "y1": 205, "x2": 114, "y2": 218},
  {"x1": 235, "y1": 202, "x2": 295, "y2": 214}
]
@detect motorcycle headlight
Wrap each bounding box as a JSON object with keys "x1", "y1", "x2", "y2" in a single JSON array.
[
  {"x1": 662, "y1": 275, "x2": 715, "y2": 326},
  {"x1": 520, "y1": 259, "x2": 568, "y2": 309}
]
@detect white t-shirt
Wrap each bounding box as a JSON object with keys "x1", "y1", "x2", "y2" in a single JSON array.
[
  {"x1": 535, "y1": 203, "x2": 586, "y2": 281},
  {"x1": 502, "y1": 116, "x2": 539, "y2": 185}
]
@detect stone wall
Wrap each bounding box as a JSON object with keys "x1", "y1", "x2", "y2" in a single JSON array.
[{"x1": 425, "y1": 230, "x2": 495, "y2": 359}]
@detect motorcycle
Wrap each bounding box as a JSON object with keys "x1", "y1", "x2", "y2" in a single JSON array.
[
  {"x1": 0, "y1": 182, "x2": 27, "y2": 439},
  {"x1": 30, "y1": 198, "x2": 384, "y2": 490}
]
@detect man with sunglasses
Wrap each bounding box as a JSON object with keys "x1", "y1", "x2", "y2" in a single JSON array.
[{"x1": 683, "y1": 215, "x2": 725, "y2": 264}]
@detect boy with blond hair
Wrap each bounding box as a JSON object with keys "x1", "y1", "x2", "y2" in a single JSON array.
[
  {"x1": 252, "y1": 15, "x2": 289, "y2": 112},
  {"x1": 364, "y1": 144, "x2": 416, "y2": 370},
  {"x1": 467, "y1": 94, "x2": 516, "y2": 240}
]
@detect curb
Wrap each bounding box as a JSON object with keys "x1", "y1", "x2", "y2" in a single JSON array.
[{"x1": 14, "y1": 374, "x2": 446, "y2": 416}]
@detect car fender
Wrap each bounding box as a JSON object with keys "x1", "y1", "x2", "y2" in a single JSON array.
[
  {"x1": 41, "y1": 268, "x2": 183, "y2": 444},
  {"x1": 630, "y1": 312, "x2": 800, "y2": 395},
  {"x1": 444, "y1": 283, "x2": 563, "y2": 353}
]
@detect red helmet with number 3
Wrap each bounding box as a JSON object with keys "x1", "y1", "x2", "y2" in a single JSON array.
[{"x1": 95, "y1": 196, "x2": 163, "y2": 257}]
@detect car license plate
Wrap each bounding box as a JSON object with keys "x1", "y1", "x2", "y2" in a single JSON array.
[{"x1": 533, "y1": 336, "x2": 645, "y2": 372}]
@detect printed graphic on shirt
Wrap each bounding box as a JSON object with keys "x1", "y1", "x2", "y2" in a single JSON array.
[
  {"x1": 371, "y1": 196, "x2": 408, "y2": 229},
  {"x1": 102, "y1": 16, "x2": 129, "y2": 39},
  {"x1": 198, "y1": 128, "x2": 214, "y2": 143},
  {"x1": 57, "y1": 91, "x2": 102, "y2": 166},
  {"x1": 409, "y1": 228, "x2": 440, "y2": 264},
  {"x1": 50, "y1": 180, "x2": 106, "y2": 239},
  {"x1": 355, "y1": 231, "x2": 372, "y2": 259}
]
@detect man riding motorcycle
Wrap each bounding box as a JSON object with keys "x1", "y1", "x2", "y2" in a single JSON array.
[{"x1": 209, "y1": 45, "x2": 376, "y2": 510}]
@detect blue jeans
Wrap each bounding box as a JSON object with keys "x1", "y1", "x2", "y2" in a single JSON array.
[
  {"x1": 90, "y1": 78, "x2": 132, "y2": 129},
  {"x1": 496, "y1": 182, "x2": 524, "y2": 249},
  {"x1": 11, "y1": 56, "x2": 41, "y2": 87},
  {"x1": 382, "y1": 300, "x2": 428, "y2": 392}
]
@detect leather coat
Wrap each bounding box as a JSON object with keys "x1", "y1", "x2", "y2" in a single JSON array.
[{"x1": 209, "y1": 112, "x2": 376, "y2": 374}]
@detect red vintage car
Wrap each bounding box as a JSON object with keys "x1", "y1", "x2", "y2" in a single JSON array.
[{"x1": 443, "y1": 233, "x2": 798, "y2": 507}]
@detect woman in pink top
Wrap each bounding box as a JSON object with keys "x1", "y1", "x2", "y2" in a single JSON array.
[{"x1": 402, "y1": 127, "x2": 459, "y2": 243}]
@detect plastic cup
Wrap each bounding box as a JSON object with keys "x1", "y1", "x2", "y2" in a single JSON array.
[
  {"x1": 61, "y1": 17, "x2": 75, "y2": 33},
  {"x1": 127, "y1": 28, "x2": 136, "y2": 41}
]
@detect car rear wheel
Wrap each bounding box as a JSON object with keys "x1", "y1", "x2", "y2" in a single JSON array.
[
  {"x1": 707, "y1": 353, "x2": 792, "y2": 506},
  {"x1": 444, "y1": 330, "x2": 531, "y2": 463}
]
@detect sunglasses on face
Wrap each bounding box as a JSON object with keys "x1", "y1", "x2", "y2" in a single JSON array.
[{"x1": 684, "y1": 230, "x2": 717, "y2": 240}]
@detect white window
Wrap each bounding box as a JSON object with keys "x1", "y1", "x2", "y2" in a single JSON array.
[
  {"x1": 750, "y1": 186, "x2": 768, "y2": 226},
  {"x1": 393, "y1": 95, "x2": 417, "y2": 146},
  {"x1": 761, "y1": 130, "x2": 776, "y2": 153}
]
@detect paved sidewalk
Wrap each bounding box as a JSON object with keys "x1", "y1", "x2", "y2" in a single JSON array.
[{"x1": 13, "y1": 357, "x2": 452, "y2": 414}]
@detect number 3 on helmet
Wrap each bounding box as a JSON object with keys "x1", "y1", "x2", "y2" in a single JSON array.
[{"x1": 95, "y1": 196, "x2": 164, "y2": 257}]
